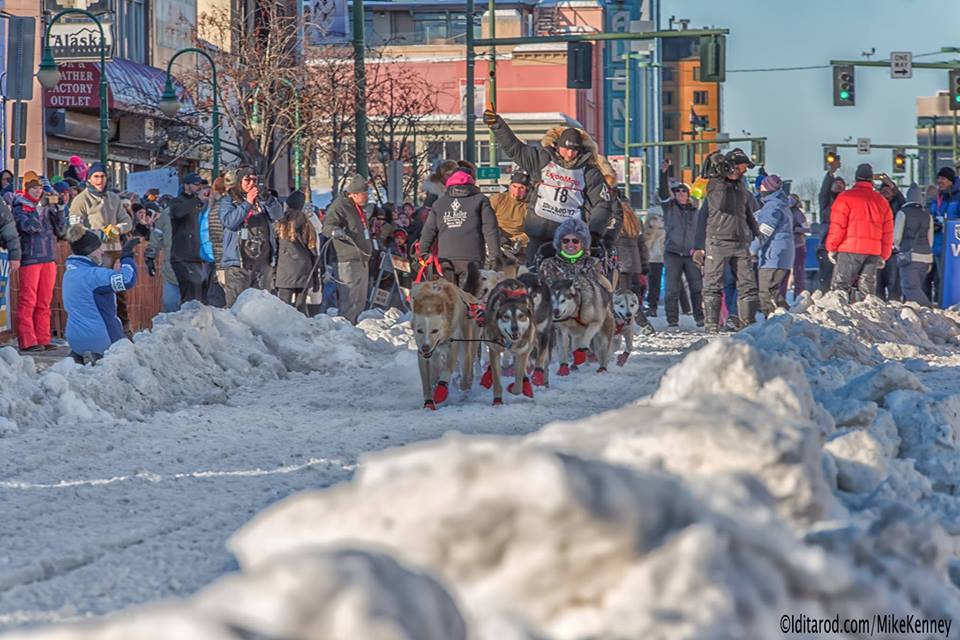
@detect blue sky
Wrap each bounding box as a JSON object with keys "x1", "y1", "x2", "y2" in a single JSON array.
[{"x1": 664, "y1": 0, "x2": 960, "y2": 187}]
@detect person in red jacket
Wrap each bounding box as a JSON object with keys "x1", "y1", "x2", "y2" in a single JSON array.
[{"x1": 825, "y1": 163, "x2": 893, "y2": 299}]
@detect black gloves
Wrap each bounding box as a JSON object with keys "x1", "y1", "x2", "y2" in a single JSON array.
[
  {"x1": 120, "y1": 237, "x2": 141, "y2": 259},
  {"x1": 483, "y1": 109, "x2": 498, "y2": 126},
  {"x1": 145, "y1": 257, "x2": 157, "y2": 277}
]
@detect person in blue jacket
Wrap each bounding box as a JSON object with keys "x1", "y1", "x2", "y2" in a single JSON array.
[
  {"x1": 62, "y1": 223, "x2": 139, "y2": 364},
  {"x1": 751, "y1": 175, "x2": 795, "y2": 317},
  {"x1": 930, "y1": 166, "x2": 960, "y2": 304}
]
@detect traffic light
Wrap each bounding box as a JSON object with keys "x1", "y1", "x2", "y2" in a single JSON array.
[
  {"x1": 751, "y1": 139, "x2": 765, "y2": 166},
  {"x1": 567, "y1": 42, "x2": 593, "y2": 90},
  {"x1": 892, "y1": 148, "x2": 907, "y2": 174},
  {"x1": 699, "y1": 35, "x2": 726, "y2": 83},
  {"x1": 823, "y1": 146, "x2": 839, "y2": 170},
  {"x1": 950, "y1": 69, "x2": 960, "y2": 111},
  {"x1": 833, "y1": 64, "x2": 855, "y2": 106}
]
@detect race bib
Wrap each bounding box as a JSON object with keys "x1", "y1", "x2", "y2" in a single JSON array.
[{"x1": 534, "y1": 162, "x2": 586, "y2": 223}]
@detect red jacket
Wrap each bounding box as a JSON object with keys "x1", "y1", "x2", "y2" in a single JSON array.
[{"x1": 825, "y1": 181, "x2": 894, "y2": 260}]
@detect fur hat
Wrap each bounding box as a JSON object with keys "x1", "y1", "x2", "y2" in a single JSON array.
[
  {"x1": 553, "y1": 217, "x2": 591, "y2": 251},
  {"x1": 66, "y1": 223, "x2": 101, "y2": 256}
]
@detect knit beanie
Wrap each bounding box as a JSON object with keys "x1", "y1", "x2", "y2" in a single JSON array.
[
  {"x1": 87, "y1": 162, "x2": 107, "y2": 178},
  {"x1": 905, "y1": 185, "x2": 924, "y2": 205},
  {"x1": 938, "y1": 166, "x2": 956, "y2": 182},
  {"x1": 855, "y1": 163, "x2": 874, "y2": 182},
  {"x1": 66, "y1": 223, "x2": 102, "y2": 256},
  {"x1": 286, "y1": 190, "x2": 306, "y2": 210},
  {"x1": 557, "y1": 128, "x2": 584, "y2": 150},
  {"x1": 760, "y1": 175, "x2": 783, "y2": 192}
]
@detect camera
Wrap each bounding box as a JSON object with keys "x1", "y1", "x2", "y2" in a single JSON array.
[
  {"x1": 255, "y1": 176, "x2": 268, "y2": 197},
  {"x1": 701, "y1": 152, "x2": 734, "y2": 179},
  {"x1": 44, "y1": 194, "x2": 61, "y2": 206}
]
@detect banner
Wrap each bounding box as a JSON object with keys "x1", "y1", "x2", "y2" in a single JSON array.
[
  {"x1": 303, "y1": 0, "x2": 349, "y2": 45},
  {"x1": 0, "y1": 252, "x2": 10, "y2": 332},
  {"x1": 942, "y1": 219, "x2": 960, "y2": 309},
  {"x1": 126, "y1": 167, "x2": 180, "y2": 197}
]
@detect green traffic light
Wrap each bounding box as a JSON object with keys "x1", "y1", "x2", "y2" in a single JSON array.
[
  {"x1": 955, "y1": 95, "x2": 960, "y2": 103},
  {"x1": 840, "y1": 90, "x2": 850, "y2": 100}
]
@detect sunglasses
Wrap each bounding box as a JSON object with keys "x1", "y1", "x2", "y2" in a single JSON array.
[{"x1": 561, "y1": 237, "x2": 582, "y2": 246}]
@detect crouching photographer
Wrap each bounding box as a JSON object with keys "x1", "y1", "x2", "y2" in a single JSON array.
[{"x1": 217, "y1": 166, "x2": 283, "y2": 307}]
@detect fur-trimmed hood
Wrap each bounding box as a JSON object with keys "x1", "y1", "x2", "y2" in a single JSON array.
[{"x1": 541, "y1": 126, "x2": 618, "y2": 188}]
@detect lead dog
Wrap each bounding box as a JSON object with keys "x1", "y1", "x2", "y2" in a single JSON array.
[
  {"x1": 517, "y1": 272, "x2": 553, "y2": 387},
  {"x1": 611, "y1": 289, "x2": 640, "y2": 367},
  {"x1": 550, "y1": 277, "x2": 615, "y2": 374},
  {"x1": 410, "y1": 279, "x2": 479, "y2": 409},
  {"x1": 483, "y1": 279, "x2": 538, "y2": 405}
]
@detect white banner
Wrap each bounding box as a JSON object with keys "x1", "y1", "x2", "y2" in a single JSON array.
[
  {"x1": 125, "y1": 167, "x2": 180, "y2": 197},
  {"x1": 304, "y1": 0, "x2": 349, "y2": 45}
]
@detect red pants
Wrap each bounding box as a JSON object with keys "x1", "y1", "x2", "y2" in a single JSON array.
[{"x1": 16, "y1": 262, "x2": 56, "y2": 349}]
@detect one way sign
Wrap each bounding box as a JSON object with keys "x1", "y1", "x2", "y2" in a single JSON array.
[{"x1": 891, "y1": 51, "x2": 912, "y2": 79}]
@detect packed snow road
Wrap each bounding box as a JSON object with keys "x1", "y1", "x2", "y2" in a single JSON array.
[{"x1": 0, "y1": 292, "x2": 702, "y2": 630}]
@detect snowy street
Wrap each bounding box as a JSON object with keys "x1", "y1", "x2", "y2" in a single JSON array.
[{"x1": 0, "y1": 293, "x2": 701, "y2": 630}]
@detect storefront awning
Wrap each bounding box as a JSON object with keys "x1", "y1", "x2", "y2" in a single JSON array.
[{"x1": 43, "y1": 58, "x2": 195, "y2": 116}]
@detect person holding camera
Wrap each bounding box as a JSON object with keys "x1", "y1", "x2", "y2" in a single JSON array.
[
  {"x1": 62, "y1": 225, "x2": 140, "y2": 364},
  {"x1": 658, "y1": 159, "x2": 704, "y2": 328},
  {"x1": 12, "y1": 176, "x2": 67, "y2": 352},
  {"x1": 694, "y1": 148, "x2": 761, "y2": 333},
  {"x1": 217, "y1": 166, "x2": 283, "y2": 307},
  {"x1": 322, "y1": 175, "x2": 373, "y2": 324}
]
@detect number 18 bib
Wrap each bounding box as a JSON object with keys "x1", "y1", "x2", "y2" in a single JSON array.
[{"x1": 534, "y1": 162, "x2": 586, "y2": 223}]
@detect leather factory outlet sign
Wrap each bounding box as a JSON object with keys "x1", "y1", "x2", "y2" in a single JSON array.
[{"x1": 43, "y1": 63, "x2": 112, "y2": 109}]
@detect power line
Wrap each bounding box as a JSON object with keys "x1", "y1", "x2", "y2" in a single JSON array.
[{"x1": 727, "y1": 51, "x2": 953, "y2": 74}]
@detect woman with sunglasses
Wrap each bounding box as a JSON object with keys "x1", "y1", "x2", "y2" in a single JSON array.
[{"x1": 539, "y1": 218, "x2": 608, "y2": 288}]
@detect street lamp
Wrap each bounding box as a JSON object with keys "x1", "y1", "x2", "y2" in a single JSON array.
[
  {"x1": 161, "y1": 48, "x2": 220, "y2": 179},
  {"x1": 38, "y1": 9, "x2": 110, "y2": 166}
]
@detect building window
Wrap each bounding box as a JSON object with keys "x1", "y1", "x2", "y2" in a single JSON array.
[
  {"x1": 692, "y1": 66, "x2": 700, "y2": 81},
  {"x1": 663, "y1": 91, "x2": 673, "y2": 106},
  {"x1": 662, "y1": 66, "x2": 674, "y2": 81},
  {"x1": 116, "y1": 0, "x2": 146, "y2": 63},
  {"x1": 413, "y1": 12, "x2": 447, "y2": 43},
  {"x1": 664, "y1": 113, "x2": 676, "y2": 130},
  {"x1": 693, "y1": 91, "x2": 709, "y2": 105}
]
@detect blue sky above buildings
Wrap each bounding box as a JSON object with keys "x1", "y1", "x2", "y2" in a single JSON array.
[{"x1": 664, "y1": 0, "x2": 960, "y2": 186}]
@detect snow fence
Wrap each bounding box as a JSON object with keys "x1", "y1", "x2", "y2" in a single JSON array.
[{"x1": 7, "y1": 291, "x2": 960, "y2": 639}]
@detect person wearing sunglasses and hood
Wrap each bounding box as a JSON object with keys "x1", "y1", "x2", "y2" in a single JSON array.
[{"x1": 539, "y1": 217, "x2": 607, "y2": 288}]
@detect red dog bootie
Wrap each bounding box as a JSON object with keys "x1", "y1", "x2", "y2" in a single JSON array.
[
  {"x1": 573, "y1": 348, "x2": 588, "y2": 366},
  {"x1": 507, "y1": 377, "x2": 534, "y2": 398},
  {"x1": 480, "y1": 365, "x2": 493, "y2": 389},
  {"x1": 557, "y1": 363, "x2": 571, "y2": 377},
  {"x1": 492, "y1": 397, "x2": 503, "y2": 406},
  {"x1": 423, "y1": 400, "x2": 436, "y2": 410},
  {"x1": 532, "y1": 367, "x2": 546, "y2": 386},
  {"x1": 433, "y1": 381, "x2": 449, "y2": 405},
  {"x1": 596, "y1": 367, "x2": 607, "y2": 374},
  {"x1": 616, "y1": 352, "x2": 630, "y2": 367}
]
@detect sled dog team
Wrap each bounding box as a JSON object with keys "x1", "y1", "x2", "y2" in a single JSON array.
[{"x1": 411, "y1": 249, "x2": 645, "y2": 409}]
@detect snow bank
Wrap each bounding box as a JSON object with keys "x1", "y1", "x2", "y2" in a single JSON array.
[
  {"x1": 10, "y1": 291, "x2": 960, "y2": 639},
  {"x1": 0, "y1": 291, "x2": 410, "y2": 433}
]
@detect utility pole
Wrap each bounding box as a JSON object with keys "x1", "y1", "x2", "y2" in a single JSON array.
[
  {"x1": 352, "y1": 0, "x2": 369, "y2": 178},
  {"x1": 465, "y1": 0, "x2": 476, "y2": 164},
  {"x1": 487, "y1": 0, "x2": 497, "y2": 166}
]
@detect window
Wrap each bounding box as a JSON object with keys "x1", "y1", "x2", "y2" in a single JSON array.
[
  {"x1": 663, "y1": 91, "x2": 673, "y2": 106},
  {"x1": 693, "y1": 91, "x2": 709, "y2": 105},
  {"x1": 663, "y1": 113, "x2": 677, "y2": 130},
  {"x1": 661, "y1": 66, "x2": 674, "y2": 81},
  {"x1": 116, "y1": 0, "x2": 146, "y2": 63},
  {"x1": 692, "y1": 66, "x2": 700, "y2": 81},
  {"x1": 414, "y1": 12, "x2": 448, "y2": 44}
]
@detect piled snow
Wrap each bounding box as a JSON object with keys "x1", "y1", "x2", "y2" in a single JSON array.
[
  {"x1": 0, "y1": 290, "x2": 410, "y2": 432},
  {"x1": 9, "y1": 290, "x2": 960, "y2": 639}
]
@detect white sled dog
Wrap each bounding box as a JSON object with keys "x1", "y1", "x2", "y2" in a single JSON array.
[
  {"x1": 550, "y1": 276, "x2": 615, "y2": 375},
  {"x1": 611, "y1": 289, "x2": 641, "y2": 367}
]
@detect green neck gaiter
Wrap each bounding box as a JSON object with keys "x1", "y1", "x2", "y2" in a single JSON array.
[{"x1": 560, "y1": 248, "x2": 584, "y2": 263}]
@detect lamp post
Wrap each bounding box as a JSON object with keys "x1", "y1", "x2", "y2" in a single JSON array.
[
  {"x1": 248, "y1": 79, "x2": 301, "y2": 190},
  {"x1": 38, "y1": 9, "x2": 109, "y2": 166},
  {"x1": 159, "y1": 47, "x2": 220, "y2": 179}
]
